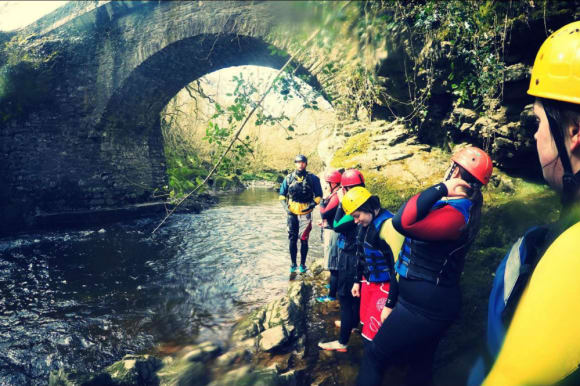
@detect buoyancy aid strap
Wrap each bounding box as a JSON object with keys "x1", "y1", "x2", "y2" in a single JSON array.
[
  {"x1": 372, "y1": 210, "x2": 394, "y2": 229},
  {"x1": 337, "y1": 188, "x2": 345, "y2": 202},
  {"x1": 501, "y1": 226, "x2": 549, "y2": 324},
  {"x1": 502, "y1": 236, "x2": 525, "y2": 305}
]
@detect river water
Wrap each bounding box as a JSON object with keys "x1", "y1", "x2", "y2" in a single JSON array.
[{"x1": 0, "y1": 188, "x2": 323, "y2": 385}]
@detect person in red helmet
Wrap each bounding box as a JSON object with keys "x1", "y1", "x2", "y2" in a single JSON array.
[
  {"x1": 356, "y1": 147, "x2": 492, "y2": 386},
  {"x1": 318, "y1": 168, "x2": 367, "y2": 351},
  {"x1": 317, "y1": 169, "x2": 343, "y2": 302}
]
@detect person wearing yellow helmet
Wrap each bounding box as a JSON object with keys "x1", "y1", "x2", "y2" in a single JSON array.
[
  {"x1": 337, "y1": 187, "x2": 404, "y2": 352},
  {"x1": 469, "y1": 21, "x2": 580, "y2": 386},
  {"x1": 356, "y1": 147, "x2": 491, "y2": 386}
]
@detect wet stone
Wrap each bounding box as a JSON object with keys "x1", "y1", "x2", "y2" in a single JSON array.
[
  {"x1": 258, "y1": 325, "x2": 287, "y2": 352},
  {"x1": 183, "y1": 342, "x2": 220, "y2": 362},
  {"x1": 104, "y1": 354, "x2": 162, "y2": 385}
]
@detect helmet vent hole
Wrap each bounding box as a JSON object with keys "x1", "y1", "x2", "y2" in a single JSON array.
[
  {"x1": 540, "y1": 54, "x2": 544, "y2": 60},
  {"x1": 536, "y1": 79, "x2": 540, "y2": 85}
]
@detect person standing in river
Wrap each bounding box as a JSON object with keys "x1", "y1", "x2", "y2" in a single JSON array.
[
  {"x1": 279, "y1": 155, "x2": 323, "y2": 273},
  {"x1": 354, "y1": 146, "x2": 492, "y2": 386}
]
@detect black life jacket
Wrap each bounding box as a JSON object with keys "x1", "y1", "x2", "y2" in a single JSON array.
[
  {"x1": 287, "y1": 171, "x2": 314, "y2": 203},
  {"x1": 395, "y1": 198, "x2": 478, "y2": 286}
]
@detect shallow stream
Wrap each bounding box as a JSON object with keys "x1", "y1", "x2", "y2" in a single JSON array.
[{"x1": 0, "y1": 188, "x2": 323, "y2": 385}]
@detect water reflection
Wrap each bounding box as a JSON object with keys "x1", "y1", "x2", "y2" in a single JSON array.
[{"x1": 0, "y1": 188, "x2": 323, "y2": 384}]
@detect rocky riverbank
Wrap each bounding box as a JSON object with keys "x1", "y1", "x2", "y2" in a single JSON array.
[{"x1": 49, "y1": 259, "x2": 331, "y2": 386}]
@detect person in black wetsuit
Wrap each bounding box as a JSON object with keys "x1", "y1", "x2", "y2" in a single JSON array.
[
  {"x1": 279, "y1": 155, "x2": 323, "y2": 273},
  {"x1": 318, "y1": 169, "x2": 368, "y2": 351},
  {"x1": 356, "y1": 146, "x2": 493, "y2": 386}
]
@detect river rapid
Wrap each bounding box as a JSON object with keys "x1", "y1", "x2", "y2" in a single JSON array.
[{"x1": 0, "y1": 188, "x2": 323, "y2": 385}]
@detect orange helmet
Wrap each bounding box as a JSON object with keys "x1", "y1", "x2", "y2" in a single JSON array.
[{"x1": 451, "y1": 147, "x2": 493, "y2": 185}]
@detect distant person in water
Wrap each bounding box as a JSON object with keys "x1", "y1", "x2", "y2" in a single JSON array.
[
  {"x1": 279, "y1": 155, "x2": 323, "y2": 273},
  {"x1": 317, "y1": 169, "x2": 343, "y2": 302},
  {"x1": 356, "y1": 147, "x2": 492, "y2": 386}
]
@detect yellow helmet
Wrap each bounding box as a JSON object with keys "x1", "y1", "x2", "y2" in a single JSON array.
[
  {"x1": 527, "y1": 21, "x2": 580, "y2": 105},
  {"x1": 342, "y1": 186, "x2": 372, "y2": 215}
]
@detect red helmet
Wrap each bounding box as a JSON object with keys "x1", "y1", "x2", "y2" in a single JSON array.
[
  {"x1": 451, "y1": 146, "x2": 493, "y2": 185},
  {"x1": 325, "y1": 170, "x2": 342, "y2": 184},
  {"x1": 341, "y1": 169, "x2": 365, "y2": 187}
]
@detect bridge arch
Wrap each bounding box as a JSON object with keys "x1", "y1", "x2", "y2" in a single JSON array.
[
  {"x1": 0, "y1": 1, "x2": 329, "y2": 233},
  {"x1": 95, "y1": 33, "x2": 324, "y2": 205}
]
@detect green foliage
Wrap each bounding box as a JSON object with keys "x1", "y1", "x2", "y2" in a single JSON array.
[
  {"x1": 201, "y1": 70, "x2": 321, "y2": 175},
  {"x1": 163, "y1": 65, "x2": 323, "y2": 198},
  {"x1": 164, "y1": 148, "x2": 209, "y2": 198},
  {"x1": 240, "y1": 171, "x2": 284, "y2": 183}
]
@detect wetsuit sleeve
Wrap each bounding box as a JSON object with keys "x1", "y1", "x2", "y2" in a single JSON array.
[
  {"x1": 379, "y1": 218, "x2": 405, "y2": 263},
  {"x1": 378, "y1": 221, "x2": 401, "y2": 308},
  {"x1": 320, "y1": 193, "x2": 339, "y2": 223},
  {"x1": 279, "y1": 175, "x2": 289, "y2": 200},
  {"x1": 311, "y1": 174, "x2": 323, "y2": 204},
  {"x1": 392, "y1": 183, "x2": 466, "y2": 241},
  {"x1": 355, "y1": 225, "x2": 365, "y2": 282},
  {"x1": 484, "y1": 223, "x2": 580, "y2": 386},
  {"x1": 333, "y1": 204, "x2": 355, "y2": 233}
]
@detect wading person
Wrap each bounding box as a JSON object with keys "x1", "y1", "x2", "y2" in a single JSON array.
[
  {"x1": 469, "y1": 21, "x2": 580, "y2": 386},
  {"x1": 317, "y1": 169, "x2": 343, "y2": 302},
  {"x1": 356, "y1": 147, "x2": 492, "y2": 386},
  {"x1": 318, "y1": 169, "x2": 370, "y2": 351},
  {"x1": 279, "y1": 154, "x2": 323, "y2": 273}
]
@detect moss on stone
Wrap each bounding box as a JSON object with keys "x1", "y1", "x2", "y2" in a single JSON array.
[{"x1": 330, "y1": 131, "x2": 371, "y2": 169}]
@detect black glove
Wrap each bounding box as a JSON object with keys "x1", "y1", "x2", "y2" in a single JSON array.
[{"x1": 306, "y1": 201, "x2": 317, "y2": 212}]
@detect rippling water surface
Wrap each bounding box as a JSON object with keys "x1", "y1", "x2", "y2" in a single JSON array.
[{"x1": 0, "y1": 188, "x2": 323, "y2": 385}]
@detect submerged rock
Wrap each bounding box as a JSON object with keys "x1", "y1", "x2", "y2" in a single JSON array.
[
  {"x1": 49, "y1": 369, "x2": 114, "y2": 386},
  {"x1": 156, "y1": 359, "x2": 207, "y2": 386},
  {"x1": 104, "y1": 354, "x2": 162, "y2": 385},
  {"x1": 182, "y1": 341, "x2": 221, "y2": 362}
]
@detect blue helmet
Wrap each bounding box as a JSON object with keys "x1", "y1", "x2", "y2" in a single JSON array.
[{"x1": 294, "y1": 154, "x2": 307, "y2": 164}]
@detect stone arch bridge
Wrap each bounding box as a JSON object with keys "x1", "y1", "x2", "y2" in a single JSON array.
[{"x1": 0, "y1": 1, "x2": 330, "y2": 234}]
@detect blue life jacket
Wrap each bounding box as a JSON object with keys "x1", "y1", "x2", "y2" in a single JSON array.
[
  {"x1": 395, "y1": 198, "x2": 475, "y2": 286},
  {"x1": 362, "y1": 210, "x2": 395, "y2": 283},
  {"x1": 467, "y1": 225, "x2": 549, "y2": 385},
  {"x1": 337, "y1": 234, "x2": 346, "y2": 249}
]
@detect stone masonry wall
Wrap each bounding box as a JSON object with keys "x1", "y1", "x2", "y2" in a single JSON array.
[{"x1": 0, "y1": 1, "x2": 324, "y2": 234}]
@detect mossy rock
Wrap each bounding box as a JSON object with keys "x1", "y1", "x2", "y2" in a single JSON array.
[
  {"x1": 49, "y1": 369, "x2": 114, "y2": 386},
  {"x1": 104, "y1": 354, "x2": 162, "y2": 386},
  {"x1": 156, "y1": 359, "x2": 207, "y2": 386},
  {"x1": 330, "y1": 131, "x2": 371, "y2": 169},
  {"x1": 211, "y1": 366, "x2": 284, "y2": 386}
]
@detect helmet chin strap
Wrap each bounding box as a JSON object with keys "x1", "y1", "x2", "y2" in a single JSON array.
[
  {"x1": 444, "y1": 163, "x2": 457, "y2": 181},
  {"x1": 545, "y1": 109, "x2": 580, "y2": 206}
]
